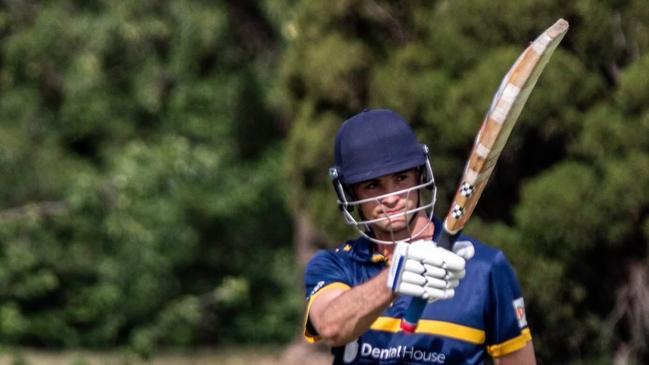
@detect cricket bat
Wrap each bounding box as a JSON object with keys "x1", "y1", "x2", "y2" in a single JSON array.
[{"x1": 401, "y1": 18, "x2": 570, "y2": 333}]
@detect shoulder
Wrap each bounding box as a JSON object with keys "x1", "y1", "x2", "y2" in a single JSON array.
[
  {"x1": 306, "y1": 241, "x2": 352, "y2": 264},
  {"x1": 305, "y1": 248, "x2": 344, "y2": 276},
  {"x1": 307, "y1": 236, "x2": 372, "y2": 264},
  {"x1": 306, "y1": 237, "x2": 368, "y2": 271},
  {"x1": 304, "y1": 237, "x2": 377, "y2": 292}
]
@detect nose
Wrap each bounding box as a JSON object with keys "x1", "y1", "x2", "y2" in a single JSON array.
[{"x1": 379, "y1": 191, "x2": 400, "y2": 207}]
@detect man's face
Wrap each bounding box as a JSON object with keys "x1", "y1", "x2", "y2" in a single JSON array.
[{"x1": 352, "y1": 169, "x2": 420, "y2": 235}]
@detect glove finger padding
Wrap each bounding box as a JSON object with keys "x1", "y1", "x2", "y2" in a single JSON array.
[
  {"x1": 401, "y1": 285, "x2": 455, "y2": 302},
  {"x1": 387, "y1": 240, "x2": 470, "y2": 302},
  {"x1": 421, "y1": 264, "x2": 446, "y2": 278},
  {"x1": 397, "y1": 282, "x2": 427, "y2": 297},
  {"x1": 421, "y1": 264, "x2": 465, "y2": 280},
  {"x1": 420, "y1": 248, "x2": 466, "y2": 272},
  {"x1": 408, "y1": 242, "x2": 466, "y2": 272},
  {"x1": 404, "y1": 259, "x2": 426, "y2": 275},
  {"x1": 442, "y1": 268, "x2": 466, "y2": 281},
  {"x1": 422, "y1": 276, "x2": 449, "y2": 289},
  {"x1": 406, "y1": 241, "x2": 439, "y2": 261},
  {"x1": 424, "y1": 287, "x2": 455, "y2": 302},
  {"x1": 400, "y1": 271, "x2": 426, "y2": 286}
]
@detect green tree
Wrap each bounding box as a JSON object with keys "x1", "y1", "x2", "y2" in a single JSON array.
[{"x1": 0, "y1": 0, "x2": 298, "y2": 354}]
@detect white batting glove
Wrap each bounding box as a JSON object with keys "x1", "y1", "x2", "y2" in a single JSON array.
[{"x1": 387, "y1": 240, "x2": 470, "y2": 302}]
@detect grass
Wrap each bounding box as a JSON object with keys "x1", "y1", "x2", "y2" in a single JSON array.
[{"x1": 0, "y1": 343, "x2": 332, "y2": 365}]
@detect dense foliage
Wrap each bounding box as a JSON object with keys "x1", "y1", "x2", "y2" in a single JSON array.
[
  {"x1": 0, "y1": 0, "x2": 648, "y2": 364},
  {"x1": 0, "y1": 0, "x2": 299, "y2": 356}
]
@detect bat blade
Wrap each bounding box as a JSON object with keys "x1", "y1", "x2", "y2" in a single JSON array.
[
  {"x1": 443, "y1": 18, "x2": 569, "y2": 235},
  {"x1": 401, "y1": 18, "x2": 569, "y2": 334}
]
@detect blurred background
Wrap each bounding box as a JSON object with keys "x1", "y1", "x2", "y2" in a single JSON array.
[{"x1": 0, "y1": 0, "x2": 647, "y2": 364}]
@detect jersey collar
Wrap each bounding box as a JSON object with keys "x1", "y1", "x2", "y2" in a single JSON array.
[{"x1": 347, "y1": 216, "x2": 442, "y2": 264}]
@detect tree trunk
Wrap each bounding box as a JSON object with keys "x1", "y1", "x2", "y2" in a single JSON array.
[{"x1": 294, "y1": 208, "x2": 329, "y2": 268}]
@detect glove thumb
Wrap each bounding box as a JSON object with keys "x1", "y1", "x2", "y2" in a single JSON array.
[{"x1": 452, "y1": 240, "x2": 475, "y2": 260}]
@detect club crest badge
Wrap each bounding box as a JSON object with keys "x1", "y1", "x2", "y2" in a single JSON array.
[{"x1": 513, "y1": 297, "x2": 527, "y2": 328}]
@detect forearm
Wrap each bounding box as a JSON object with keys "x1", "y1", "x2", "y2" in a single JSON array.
[{"x1": 314, "y1": 269, "x2": 396, "y2": 346}]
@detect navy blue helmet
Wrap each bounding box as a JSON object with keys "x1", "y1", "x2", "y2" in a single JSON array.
[
  {"x1": 333, "y1": 109, "x2": 428, "y2": 185},
  {"x1": 329, "y1": 109, "x2": 437, "y2": 244}
]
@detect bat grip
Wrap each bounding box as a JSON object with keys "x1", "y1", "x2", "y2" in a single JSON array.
[
  {"x1": 401, "y1": 298, "x2": 425, "y2": 333},
  {"x1": 400, "y1": 229, "x2": 459, "y2": 333},
  {"x1": 435, "y1": 228, "x2": 457, "y2": 251}
]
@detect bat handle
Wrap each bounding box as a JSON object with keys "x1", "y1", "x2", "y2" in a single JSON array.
[
  {"x1": 400, "y1": 229, "x2": 458, "y2": 333},
  {"x1": 401, "y1": 298, "x2": 426, "y2": 333},
  {"x1": 435, "y1": 228, "x2": 457, "y2": 251}
]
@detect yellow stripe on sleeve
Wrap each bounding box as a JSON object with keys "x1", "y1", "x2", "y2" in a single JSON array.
[
  {"x1": 303, "y1": 282, "x2": 351, "y2": 343},
  {"x1": 487, "y1": 328, "x2": 533, "y2": 357},
  {"x1": 370, "y1": 317, "x2": 486, "y2": 345}
]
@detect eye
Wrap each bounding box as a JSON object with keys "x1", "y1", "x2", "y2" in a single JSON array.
[
  {"x1": 364, "y1": 181, "x2": 378, "y2": 190},
  {"x1": 395, "y1": 171, "x2": 413, "y2": 183},
  {"x1": 395, "y1": 173, "x2": 410, "y2": 182}
]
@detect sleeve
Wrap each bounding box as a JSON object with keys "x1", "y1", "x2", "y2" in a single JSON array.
[
  {"x1": 485, "y1": 250, "x2": 533, "y2": 358},
  {"x1": 303, "y1": 249, "x2": 352, "y2": 343}
]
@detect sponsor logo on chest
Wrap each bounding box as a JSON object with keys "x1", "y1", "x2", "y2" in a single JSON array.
[{"x1": 343, "y1": 341, "x2": 446, "y2": 364}]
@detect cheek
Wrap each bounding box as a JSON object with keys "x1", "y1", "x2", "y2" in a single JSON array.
[
  {"x1": 408, "y1": 193, "x2": 419, "y2": 206},
  {"x1": 400, "y1": 193, "x2": 418, "y2": 210},
  {"x1": 359, "y1": 202, "x2": 377, "y2": 217}
]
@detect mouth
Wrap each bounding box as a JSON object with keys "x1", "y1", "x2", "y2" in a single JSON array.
[
  {"x1": 385, "y1": 209, "x2": 403, "y2": 214},
  {"x1": 381, "y1": 209, "x2": 407, "y2": 217}
]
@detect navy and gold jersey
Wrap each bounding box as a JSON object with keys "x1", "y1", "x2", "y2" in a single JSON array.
[{"x1": 303, "y1": 219, "x2": 532, "y2": 364}]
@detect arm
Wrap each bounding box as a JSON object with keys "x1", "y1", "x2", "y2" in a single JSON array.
[
  {"x1": 486, "y1": 251, "x2": 536, "y2": 364},
  {"x1": 309, "y1": 269, "x2": 396, "y2": 347},
  {"x1": 306, "y1": 241, "x2": 468, "y2": 347},
  {"x1": 494, "y1": 341, "x2": 536, "y2": 365}
]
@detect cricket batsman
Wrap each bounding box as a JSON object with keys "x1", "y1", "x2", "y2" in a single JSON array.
[{"x1": 302, "y1": 109, "x2": 536, "y2": 364}]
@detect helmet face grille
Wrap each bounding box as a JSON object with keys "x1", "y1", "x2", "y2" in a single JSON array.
[
  {"x1": 334, "y1": 109, "x2": 427, "y2": 185},
  {"x1": 331, "y1": 155, "x2": 438, "y2": 245}
]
